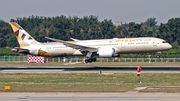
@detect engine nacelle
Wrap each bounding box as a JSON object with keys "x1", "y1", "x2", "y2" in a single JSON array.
[
  {"x1": 98, "y1": 47, "x2": 119, "y2": 58},
  {"x1": 11, "y1": 47, "x2": 30, "y2": 54}
]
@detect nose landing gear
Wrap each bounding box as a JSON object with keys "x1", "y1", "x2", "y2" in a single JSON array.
[{"x1": 157, "y1": 51, "x2": 161, "y2": 58}]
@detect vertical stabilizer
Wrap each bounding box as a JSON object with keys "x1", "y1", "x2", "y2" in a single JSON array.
[{"x1": 9, "y1": 22, "x2": 40, "y2": 48}]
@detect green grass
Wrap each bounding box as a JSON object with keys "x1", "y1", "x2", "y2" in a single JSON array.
[
  {"x1": 0, "y1": 73, "x2": 180, "y2": 92},
  {"x1": 1, "y1": 62, "x2": 180, "y2": 67}
]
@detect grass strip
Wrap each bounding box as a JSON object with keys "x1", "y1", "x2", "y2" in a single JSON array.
[{"x1": 0, "y1": 73, "x2": 180, "y2": 92}]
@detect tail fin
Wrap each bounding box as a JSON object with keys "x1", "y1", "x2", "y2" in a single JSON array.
[{"x1": 9, "y1": 22, "x2": 40, "y2": 48}]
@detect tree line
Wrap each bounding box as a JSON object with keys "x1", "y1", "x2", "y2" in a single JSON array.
[{"x1": 0, "y1": 15, "x2": 180, "y2": 57}]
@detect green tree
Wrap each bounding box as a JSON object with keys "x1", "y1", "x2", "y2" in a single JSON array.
[{"x1": 144, "y1": 17, "x2": 157, "y2": 27}]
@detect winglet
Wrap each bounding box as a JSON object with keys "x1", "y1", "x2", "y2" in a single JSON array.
[{"x1": 70, "y1": 38, "x2": 80, "y2": 42}]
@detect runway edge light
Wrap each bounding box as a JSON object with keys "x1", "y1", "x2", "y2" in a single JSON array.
[{"x1": 4, "y1": 86, "x2": 11, "y2": 90}]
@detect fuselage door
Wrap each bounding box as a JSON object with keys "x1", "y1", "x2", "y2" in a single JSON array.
[
  {"x1": 121, "y1": 42, "x2": 125, "y2": 48},
  {"x1": 40, "y1": 46, "x2": 47, "y2": 52},
  {"x1": 153, "y1": 40, "x2": 157, "y2": 46}
]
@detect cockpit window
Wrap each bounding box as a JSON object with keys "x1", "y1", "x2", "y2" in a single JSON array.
[{"x1": 162, "y1": 41, "x2": 167, "y2": 43}]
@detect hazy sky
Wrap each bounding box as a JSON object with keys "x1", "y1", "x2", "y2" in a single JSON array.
[{"x1": 0, "y1": 0, "x2": 180, "y2": 24}]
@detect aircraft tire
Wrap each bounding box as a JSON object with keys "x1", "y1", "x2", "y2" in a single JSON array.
[
  {"x1": 88, "y1": 59, "x2": 92, "y2": 63},
  {"x1": 85, "y1": 59, "x2": 89, "y2": 63},
  {"x1": 92, "y1": 58, "x2": 96, "y2": 62}
]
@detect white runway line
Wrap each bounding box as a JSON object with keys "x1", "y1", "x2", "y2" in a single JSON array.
[{"x1": 0, "y1": 70, "x2": 64, "y2": 72}]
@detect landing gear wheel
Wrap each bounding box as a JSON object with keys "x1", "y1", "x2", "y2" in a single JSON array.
[
  {"x1": 85, "y1": 59, "x2": 89, "y2": 63},
  {"x1": 88, "y1": 59, "x2": 92, "y2": 63},
  {"x1": 92, "y1": 58, "x2": 97, "y2": 62},
  {"x1": 85, "y1": 57, "x2": 96, "y2": 63},
  {"x1": 157, "y1": 56, "x2": 160, "y2": 58}
]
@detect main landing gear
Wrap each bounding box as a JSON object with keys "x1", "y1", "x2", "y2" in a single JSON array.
[{"x1": 85, "y1": 58, "x2": 97, "y2": 63}]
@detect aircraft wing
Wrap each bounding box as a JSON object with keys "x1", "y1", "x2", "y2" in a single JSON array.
[{"x1": 45, "y1": 37, "x2": 98, "y2": 52}]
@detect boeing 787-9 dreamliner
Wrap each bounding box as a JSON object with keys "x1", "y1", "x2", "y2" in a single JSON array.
[{"x1": 10, "y1": 22, "x2": 172, "y2": 63}]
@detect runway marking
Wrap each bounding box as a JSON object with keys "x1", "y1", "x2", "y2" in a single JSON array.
[
  {"x1": 0, "y1": 92, "x2": 180, "y2": 101},
  {"x1": 134, "y1": 87, "x2": 147, "y2": 91},
  {"x1": 1, "y1": 70, "x2": 64, "y2": 72},
  {"x1": 1, "y1": 67, "x2": 180, "y2": 73}
]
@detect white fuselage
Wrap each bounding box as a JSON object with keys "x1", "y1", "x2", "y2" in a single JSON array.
[{"x1": 28, "y1": 37, "x2": 172, "y2": 57}]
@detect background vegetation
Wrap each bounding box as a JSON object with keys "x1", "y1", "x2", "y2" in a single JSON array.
[{"x1": 0, "y1": 15, "x2": 180, "y2": 57}]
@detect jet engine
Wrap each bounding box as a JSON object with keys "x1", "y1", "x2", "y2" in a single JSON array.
[{"x1": 98, "y1": 47, "x2": 120, "y2": 58}]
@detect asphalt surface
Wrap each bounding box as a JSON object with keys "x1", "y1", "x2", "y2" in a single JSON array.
[
  {"x1": 0, "y1": 66, "x2": 180, "y2": 73},
  {"x1": 1, "y1": 92, "x2": 180, "y2": 101}
]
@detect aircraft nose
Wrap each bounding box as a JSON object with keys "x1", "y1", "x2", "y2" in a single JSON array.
[
  {"x1": 169, "y1": 44, "x2": 172, "y2": 49},
  {"x1": 163, "y1": 43, "x2": 172, "y2": 50}
]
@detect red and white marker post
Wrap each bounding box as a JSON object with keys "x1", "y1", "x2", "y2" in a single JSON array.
[
  {"x1": 137, "y1": 66, "x2": 142, "y2": 83},
  {"x1": 148, "y1": 55, "x2": 151, "y2": 63}
]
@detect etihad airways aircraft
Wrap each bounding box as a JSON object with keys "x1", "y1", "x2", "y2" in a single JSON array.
[{"x1": 10, "y1": 22, "x2": 172, "y2": 63}]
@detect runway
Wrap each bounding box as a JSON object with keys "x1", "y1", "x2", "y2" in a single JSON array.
[
  {"x1": 0, "y1": 66, "x2": 180, "y2": 73},
  {"x1": 1, "y1": 92, "x2": 180, "y2": 101},
  {"x1": 1, "y1": 67, "x2": 180, "y2": 101}
]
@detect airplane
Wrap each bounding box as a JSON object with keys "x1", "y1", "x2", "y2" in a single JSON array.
[{"x1": 10, "y1": 22, "x2": 172, "y2": 63}]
